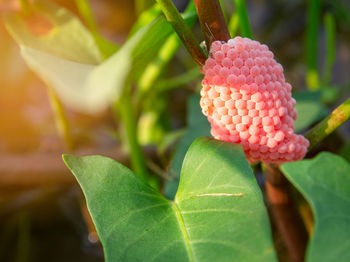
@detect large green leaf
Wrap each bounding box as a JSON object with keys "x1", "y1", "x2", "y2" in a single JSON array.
[
  {"x1": 3, "y1": 1, "x2": 195, "y2": 113},
  {"x1": 294, "y1": 91, "x2": 328, "y2": 132},
  {"x1": 63, "y1": 137, "x2": 277, "y2": 262},
  {"x1": 281, "y1": 152, "x2": 350, "y2": 262},
  {"x1": 165, "y1": 94, "x2": 211, "y2": 199}
]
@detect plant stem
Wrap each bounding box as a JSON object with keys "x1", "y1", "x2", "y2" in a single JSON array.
[
  {"x1": 233, "y1": 0, "x2": 253, "y2": 38},
  {"x1": 46, "y1": 85, "x2": 74, "y2": 151},
  {"x1": 265, "y1": 164, "x2": 307, "y2": 262},
  {"x1": 74, "y1": 0, "x2": 99, "y2": 35},
  {"x1": 323, "y1": 13, "x2": 336, "y2": 86},
  {"x1": 156, "y1": 0, "x2": 207, "y2": 66},
  {"x1": 75, "y1": 0, "x2": 119, "y2": 58},
  {"x1": 306, "y1": 0, "x2": 320, "y2": 90},
  {"x1": 114, "y1": 88, "x2": 148, "y2": 180},
  {"x1": 194, "y1": 0, "x2": 230, "y2": 49},
  {"x1": 228, "y1": 12, "x2": 239, "y2": 37},
  {"x1": 305, "y1": 97, "x2": 350, "y2": 150},
  {"x1": 156, "y1": 67, "x2": 201, "y2": 92},
  {"x1": 138, "y1": 1, "x2": 197, "y2": 96},
  {"x1": 266, "y1": 96, "x2": 350, "y2": 260}
]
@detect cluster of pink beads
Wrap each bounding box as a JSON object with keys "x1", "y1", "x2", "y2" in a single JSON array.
[{"x1": 200, "y1": 37, "x2": 309, "y2": 163}]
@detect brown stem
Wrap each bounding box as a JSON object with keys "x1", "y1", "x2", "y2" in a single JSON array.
[
  {"x1": 194, "y1": 0, "x2": 230, "y2": 50},
  {"x1": 265, "y1": 164, "x2": 308, "y2": 262}
]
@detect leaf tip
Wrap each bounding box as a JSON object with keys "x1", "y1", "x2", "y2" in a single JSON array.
[{"x1": 62, "y1": 153, "x2": 79, "y2": 169}]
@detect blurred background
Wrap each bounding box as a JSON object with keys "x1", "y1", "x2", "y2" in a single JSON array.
[{"x1": 0, "y1": 0, "x2": 349, "y2": 261}]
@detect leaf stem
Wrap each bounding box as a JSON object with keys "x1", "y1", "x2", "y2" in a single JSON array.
[
  {"x1": 305, "y1": 97, "x2": 350, "y2": 150},
  {"x1": 194, "y1": 0, "x2": 230, "y2": 49},
  {"x1": 114, "y1": 88, "x2": 148, "y2": 180},
  {"x1": 322, "y1": 13, "x2": 336, "y2": 86},
  {"x1": 228, "y1": 12, "x2": 239, "y2": 37},
  {"x1": 156, "y1": 0, "x2": 207, "y2": 66},
  {"x1": 233, "y1": 0, "x2": 253, "y2": 38},
  {"x1": 306, "y1": 0, "x2": 320, "y2": 90},
  {"x1": 46, "y1": 85, "x2": 74, "y2": 151}
]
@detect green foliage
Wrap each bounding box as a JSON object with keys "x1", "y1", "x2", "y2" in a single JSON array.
[
  {"x1": 281, "y1": 152, "x2": 350, "y2": 262},
  {"x1": 233, "y1": 0, "x2": 253, "y2": 38},
  {"x1": 74, "y1": 0, "x2": 119, "y2": 58},
  {"x1": 3, "y1": 1, "x2": 103, "y2": 64},
  {"x1": 165, "y1": 94, "x2": 211, "y2": 199},
  {"x1": 136, "y1": 2, "x2": 197, "y2": 146},
  {"x1": 322, "y1": 13, "x2": 336, "y2": 86},
  {"x1": 63, "y1": 137, "x2": 277, "y2": 262},
  {"x1": 294, "y1": 91, "x2": 328, "y2": 132},
  {"x1": 305, "y1": 0, "x2": 321, "y2": 90},
  {"x1": 3, "y1": 1, "x2": 196, "y2": 113},
  {"x1": 129, "y1": 4, "x2": 162, "y2": 37}
]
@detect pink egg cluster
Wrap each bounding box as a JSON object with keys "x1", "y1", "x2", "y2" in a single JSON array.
[{"x1": 200, "y1": 37, "x2": 309, "y2": 163}]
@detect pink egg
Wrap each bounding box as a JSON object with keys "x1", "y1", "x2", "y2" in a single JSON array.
[{"x1": 200, "y1": 37, "x2": 309, "y2": 163}]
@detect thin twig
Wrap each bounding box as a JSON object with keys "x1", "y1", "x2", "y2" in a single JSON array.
[{"x1": 194, "y1": 0, "x2": 230, "y2": 49}]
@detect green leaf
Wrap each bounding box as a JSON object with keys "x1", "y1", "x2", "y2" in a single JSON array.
[
  {"x1": 128, "y1": 4, "x2": 162, "y2": 37},
  {"x1": 3, "y1": 1, "x2": 195, "y2": 113},
  {"x1": 281, "y1": 152, "x2": 350, "y2": 262},
  {"x1": 63, "y1": 137, "x2": 277, "y2": 262},
  {"x1": 294, "y1": 90, "x2": 328, "y2": 132},
  {"x1": 74, "y1": 0, "x2": 119, "y2": 58},
  {"x1": 165, "y1": 94, "x2": 211, "y2": 199},
  {"x1": 3, "y1": 1, "x2": 103, "y2": 64}
]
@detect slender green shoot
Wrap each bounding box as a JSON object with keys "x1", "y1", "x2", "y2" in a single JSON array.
[
  {"x1": 323, "y1": 13, "x2": 336, "y2": 87},
  {"x1": 75, "y1": 0, "x2": 119, "y2": 58},
  {"x1": 156, "y1": 67, "x2": 201, "y2": 92},
  {"x1": 156, "y1": 0, "x2": 207, "y2": 66},
  {"x1": 306, "y1": 0, "x2": 321, "y2": 90},
  {"x1": 46, "y1": 85, "x2": 74, "y2": 151},
  {"x1": 74, "y1": 0, "x2": 99, "y2": 34},
  {"x1": 128, "y1": 4, "x2": 162, "y2": 37},
  {"x1": 138, "y1": 34, "x2": 180, "y2": 94},
  {"x1": 114, "y1": 87, "x2": 148, "y2": 180},
  {"x1": 306, "y1": 97, "x2": 350, "y2": 150},
  {"x1": 228, "y1": 12, "x2": 239, "y2": 37},
  {"x1": 138, "y1": 1, "x2": 196, "y2": 96},
  {"x1": 233, "y1": 0, "x2": 253, "y2": 38}
]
